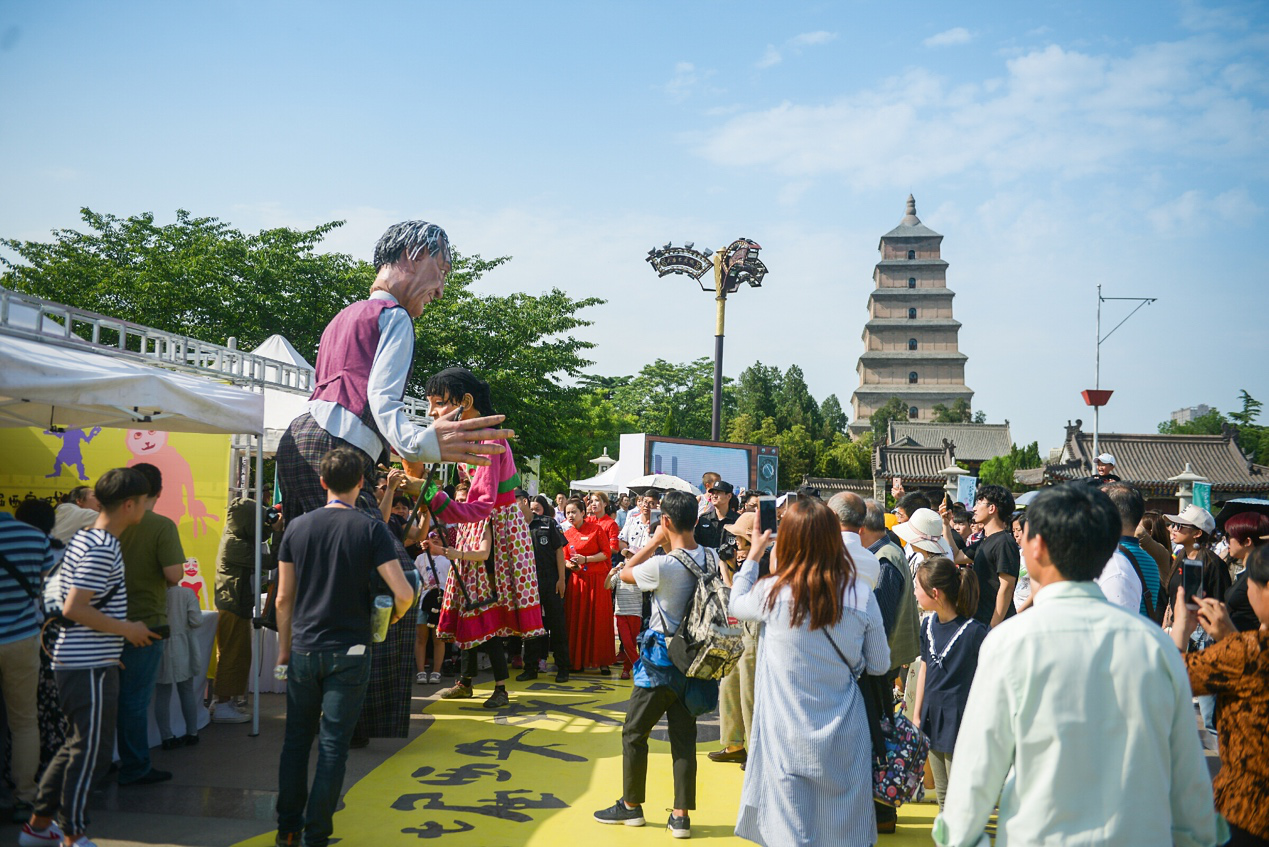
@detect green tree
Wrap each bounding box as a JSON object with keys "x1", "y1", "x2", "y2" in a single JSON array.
[
  {"x1": 610, "y1": 358, "x2": 727, "y2": 440},
  {"x1": 978, "y1": 441, "x2": 1043, "y2": 489},
  {"x1": 1229, "y1": 390, "x2": 1263, "y2": 427},
  {"x1": 538, "y1": 389, "x2": 638, "y2": 494},
  {"x1": 819, "y1": 394, "x2": 849, "y2": 441},
  {"x1": 733, "y1": 363, "x2": 782, "y2": 423},
  {"x1": 814, "y1": 431, "x2": 874, "y2": 480},
  {"x1": 871, "y1": 397, "x2": 910, "y2": 441},
  {"x1": 1158, "y1": 409, "x2": 1229, "y2": 435},
  {"x1": 931, "y1": 398, "x2": 973, "y2": 423},
  {"x1": 773, "y1": 424, "x2": 818, "y2": 489},
  {"x1": 775, "y1": 364, "x2": 822, "y2": 434}
]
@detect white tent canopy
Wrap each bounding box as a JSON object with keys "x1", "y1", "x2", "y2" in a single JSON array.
[
  {"x1": 251, "y1": 335, "x2": 312, "y2": 454},
  {"x1": 570, "y1": 461, "x2": 624, "y2": 493},
  {"x1": 0, "y1": 334, "x2": 264, "y2": 434}
]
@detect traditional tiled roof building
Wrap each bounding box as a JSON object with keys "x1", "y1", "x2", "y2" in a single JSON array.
[
  {"x1": 886, "y1": 421, "x2": 1012, "y2": 469},
  {"x1": 850, "y1": 196, "x2": 973, "y2": 433},
  {"x1": 1016, "y1": 419, "x2": 1269, "y2": 508}
]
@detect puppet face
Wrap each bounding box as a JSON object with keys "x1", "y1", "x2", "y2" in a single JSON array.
[
  {"x1": 183, "y1": 559, "x2": 200, "y2": 578},
  {"x1": 126, "y1": 429, "x2": 167, "y2": 456}
]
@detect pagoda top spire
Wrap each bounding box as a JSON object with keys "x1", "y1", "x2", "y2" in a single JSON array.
[{"x1": 880, "y1": 194, "x2": 940, "y2": 242}]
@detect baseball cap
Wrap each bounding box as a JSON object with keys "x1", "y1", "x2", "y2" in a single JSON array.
[
  {"x1": 893, "y1": 508, "x2": 946, "y2": 554},
  {"x1": 710, "y1": 480, "x2": 735, "y2": 494},
  {"x1": 1165, "y1": 504, "x2": 1215, "y2": 535},
  {"x1": 1095, "y1": 453, "x2": 1116, "y2": 465}
]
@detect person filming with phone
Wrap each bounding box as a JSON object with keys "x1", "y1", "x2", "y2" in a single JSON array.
[{"x1": 1170, "y1": 543, "x2": 1269, "y2": 847}]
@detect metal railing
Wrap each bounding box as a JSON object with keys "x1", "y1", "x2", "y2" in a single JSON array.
[{"x1": 0, "y1": 288, "x2": 428, "y2": 413}]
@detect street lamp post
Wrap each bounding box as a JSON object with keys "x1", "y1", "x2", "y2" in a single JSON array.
[
  {"x1": 1086, "y1": 284, "x2": 1157, "y2": 457},
  {"x1": 646, "y1": 239, "x2": 768, "y2": 441}
]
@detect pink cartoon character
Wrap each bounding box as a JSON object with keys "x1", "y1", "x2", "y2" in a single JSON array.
[
  {"x1": 179, "y1": 558, "x2": 207, "y2": 607},
  {"x1": 125, "y1": 429, "x2": 219, "y2": 537}
]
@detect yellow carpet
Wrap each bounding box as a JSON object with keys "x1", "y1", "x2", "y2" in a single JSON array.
[{"x1": 235, "y1": 675, "x2": 936, "y2": 845}]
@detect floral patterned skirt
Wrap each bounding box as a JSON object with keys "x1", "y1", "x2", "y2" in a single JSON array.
[{"x1": 436, "y1": 505, "x2": 545, "y2": 650}]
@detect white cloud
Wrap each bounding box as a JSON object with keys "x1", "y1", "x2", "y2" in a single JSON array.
[
  {"x1": 1147, "y1": 187, "x2": 1261, "y2": 233},
  {"x1": 923, "y1": 27, "x2": 972, "y2": 47},
  {"x1": 755, "y1": 46, "x2": 782, "y2": 69},
  {"x1": 791, "y1": 31, "x2": 837, "y2": 47},
  {"x1": 664, "y1": 61, "x2": 699, "y2": 102},
  {"x1": 697, "y1": 38, "x2": 1269, "y2": 190},
  {"x1": 755, "y1": 30, "x2": 839, "y2": 69}
]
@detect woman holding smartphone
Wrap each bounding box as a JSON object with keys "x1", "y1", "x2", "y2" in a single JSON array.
[{"x1": 1163, "y1": 505, "x2": 1233, "y2": 626}]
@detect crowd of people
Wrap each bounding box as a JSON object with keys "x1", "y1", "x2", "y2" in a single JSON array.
[{"x1": 2, "y1": 219, "x2": 1264, "y2": 847}]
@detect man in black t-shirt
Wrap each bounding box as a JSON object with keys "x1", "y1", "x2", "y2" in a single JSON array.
[
  {"x1": 694, "y1": 480, "x2": 739, "y2": 564},
  {"x1": 942, "y1": 484, "x2": 1020, "y2": 627},
  {"x1": 519, "y1": 494, "x2": 570, "y2": 683},
  {"x1": 274, "y1": 448, "x2": 415, "y2": 847}
]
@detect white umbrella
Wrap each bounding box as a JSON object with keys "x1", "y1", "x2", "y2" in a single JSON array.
[{"x1": 625, "y1": 473, "x2": 697, "y2": 495}]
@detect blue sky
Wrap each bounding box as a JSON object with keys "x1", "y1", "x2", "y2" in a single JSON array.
[{"x1": 2, "y1": 1, "x2": 1266, "y2": 456}]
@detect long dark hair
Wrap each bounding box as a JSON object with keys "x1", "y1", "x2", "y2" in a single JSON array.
[
  {"x1": 916, "y1": 556, "x2": 980, "y2": 618},
  {"x1": 763, "y1": 498, "x2": 853, "y2": 631},
  {"x1": 532, "y1": 494, "x2": 555, "y2": 518}
]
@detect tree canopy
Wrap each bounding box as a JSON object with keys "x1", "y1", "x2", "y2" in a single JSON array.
[{"x1": 1157, "y1": 392, "x2": 1269, "y2": 465}]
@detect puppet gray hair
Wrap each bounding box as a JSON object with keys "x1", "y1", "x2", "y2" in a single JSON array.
[{"x1": 372, "y1": 220, "x2": 452, "y2": 269}]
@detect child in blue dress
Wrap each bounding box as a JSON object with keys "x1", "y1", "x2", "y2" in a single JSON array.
[{"x1": 911, "y1": 556, "x2": 989, "y2": 810}]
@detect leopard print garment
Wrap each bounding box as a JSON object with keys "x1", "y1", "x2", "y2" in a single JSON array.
[{"x1": 1186, "y1": 629, "x2": 1269, "y2": 840}]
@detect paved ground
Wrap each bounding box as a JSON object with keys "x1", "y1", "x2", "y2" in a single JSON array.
[{"x1": 0, "y1": 673, "x2": 1219, "y2": 847}]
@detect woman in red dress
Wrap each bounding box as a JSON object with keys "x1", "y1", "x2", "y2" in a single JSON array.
[
  {"x1": 588, "y1": 491, "x2": 621, "y2": 564},
  {"x1": 563, "y1": 497, "x2": 617, "y2": 674}
]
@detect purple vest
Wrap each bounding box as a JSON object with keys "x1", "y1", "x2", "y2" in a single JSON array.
[{"x1": 309, "y1": 299, "x2": 410, "y2": 428}]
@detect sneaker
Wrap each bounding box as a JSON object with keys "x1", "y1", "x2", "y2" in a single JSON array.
[
  {"x1": 620, "y1": 669, "x2": 632, "y2": 680},
  {"x1": 275, "y1": 831, "x2": 301, "y2": 847},
  {"x1": 483, "y1": 687, "x2": 510, "y2": 709},
  {"x1": 428, "y1": 671, "x2": 442, "y2": 684},
  {"x1": 18, "y1": 821, "x2": 63, "y2": 846},
  {"x1": 439, "y1": 681, "x2": 473, "y2": 700},
  {"x1": 66, "y1": 838, "x2": 98, "y2": 847},
  {"x1": 515, "y1": 669, "x2": 538, "y2": 682},
  {"x1": 593, "y1": 799, "x2": 644, "y2": 827},
  {"x1": 119, "y1": 768, "x2": 172, "y2": 786},
  {"x1": 667, "y1": 811, "x2": 691, "y2": 839},
  {"x1": 212, "y1": 701, "x2": 250, "y2": 724},
  {"x1": 416, "y1": 671, "x2": 428, "y2": 684}
]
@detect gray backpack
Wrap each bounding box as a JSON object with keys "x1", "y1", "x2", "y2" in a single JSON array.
[{"x1": 663, "y1": 547, "x2": 744, "y2": 680}]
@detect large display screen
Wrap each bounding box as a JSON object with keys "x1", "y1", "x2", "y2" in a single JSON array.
[{"x1": 648, "y1": 440, "x2": 751, "y2": 492}]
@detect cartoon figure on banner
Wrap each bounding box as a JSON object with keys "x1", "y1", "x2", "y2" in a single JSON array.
[
  {"x1": 43, "y1": 426, "x2": 102, "y2": 480},
  {"x1": 125, "y1": 429, "x2": 219, "y2": 536},
  {"x1": 179, "y1": 557, "x2": 207, "y2": 607}
]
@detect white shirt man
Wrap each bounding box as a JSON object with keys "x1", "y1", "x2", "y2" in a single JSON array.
[
  {"x1": 1094, "y1": 547, "x2": 1143, "y2": 613},
  {"x1": 934, "y1": 484, "x2": 1222, "y2": 847}
]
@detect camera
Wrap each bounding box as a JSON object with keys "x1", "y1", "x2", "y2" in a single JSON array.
[{"x1": 264, "y1": 504, "x2": 283, "y2": 525}]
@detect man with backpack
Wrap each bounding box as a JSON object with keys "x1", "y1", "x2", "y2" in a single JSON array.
[
  {"x1": 0, "y1": 502, "x2": 56, "y2": 824},
  {"x1": 594, "y1": 489, "x2": 723, "y2": 840}
]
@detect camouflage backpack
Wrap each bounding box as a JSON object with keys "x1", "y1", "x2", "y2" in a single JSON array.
[{"x1": 663, "y1": 547, "x2": 744, "y2": 680}]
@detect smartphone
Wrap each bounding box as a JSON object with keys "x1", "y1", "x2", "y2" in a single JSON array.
[
  {"x1": 784, "y1": 491, "x2": 799, "y2": 505},
  {"x1": 150, "y1": 624, "x2": 171, "y2": 640},
  {"x1": 758, "y1": 496, "x2": 778, "y2": 537},
  {"x1": 1181, "y1": 560, "x2": 1204, "y2": 609}
]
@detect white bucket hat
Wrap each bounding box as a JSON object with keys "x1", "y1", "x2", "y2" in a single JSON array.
[{"x1": 894, "y1": 508, "x2": 946, "y2": 554}]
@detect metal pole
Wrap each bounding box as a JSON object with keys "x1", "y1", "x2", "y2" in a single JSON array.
[
  {"x1": 1093, "y1": 285, "x2": 1101, "y2": 459},
  {"x1": 712, "y1": 254, "x2": 725, "y2": 442},
  {"x1": 250, "y1": 434, "x2": 264, "y2": 737}
]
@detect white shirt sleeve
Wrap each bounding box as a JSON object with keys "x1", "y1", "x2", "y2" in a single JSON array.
[
  {"x1": 366, "y1": 305, "x2": 440, "y2": 463},
  {"x1": 632, "y1": 558, "x2": 662, "y2": 592},
  {"x1": 1095, "y1": 552, "x2": 1142, "y2": 612}
]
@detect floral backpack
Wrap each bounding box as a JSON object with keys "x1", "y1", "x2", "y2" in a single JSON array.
[{"x1": 823, "y1": 628, "x2": 930, "y2": 807}]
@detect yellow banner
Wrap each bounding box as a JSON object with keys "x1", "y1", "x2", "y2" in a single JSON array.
[{"x1": 0, "y1": 425, "x2": 232, "y2": 608}]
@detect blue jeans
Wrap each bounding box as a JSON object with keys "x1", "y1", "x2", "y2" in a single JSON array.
[
  {"x1": 116, "y1": 640, "x2": 167, "y2": 783},
  {"x1": 276, "y1": 649, "x2": 372, "y2": 847}
]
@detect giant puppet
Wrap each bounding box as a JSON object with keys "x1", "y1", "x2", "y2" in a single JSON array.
[{"x1": 275, "y1": 220, "x2": 511, "y2": 521}]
